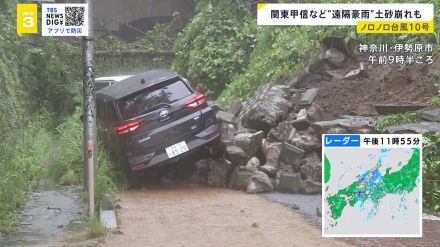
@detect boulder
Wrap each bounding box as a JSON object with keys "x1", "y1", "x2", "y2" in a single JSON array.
[
  {"x1": 307, "y1": 103, "x2": 324, "y2": 122},
  {"x1": 216, "y1": 110, "x2": 236, "y2": 124},
  {"x1": 421, "y1": 109, "x2": 440, "y2": 122},
  {"x1": 229, "y1": 166, "x2": 254, "y2": 190},
  {"x1": 299, "y1": 88, "x2": 319, "y2": 107},
  {"x1": 239, "y1": 84, "x2": 292, "y2": 133},
  {"x1": 225, "y1": 145, "x2": 248, "y2": 166},
  {"x1": 276, "y1": 172, "x2": 302, "y2": 193},
  {"x1": 374, "y1": 103, "x2": 426, "y2": 115},
  {"x1": 279, "y1": 142, "x2": 305, "y2": 167},
  {"x1": 246, "y1": 171, "x2": 275, "y2": 193},
  {"x1": 246, "y1": 157, "x2": 261, "y2": 169},
  {"x1": 232, "y1": 131, "x2": 264, "y2": 157},
  {"x1": 220, "y1": 123, "x2": 235, "y2": 144},
  {"x1": 300, "y1": 179, "x2": 322, "y2": 194},
  {"x1": 385, "y1": 122, "x2": 440, "y2": 135},
  {"x1": 228, "y1": 100, "x2": 243, "y2": 116},
  {"x1": 324, "y1": 48, "x2": 346, "y2": 67},
  {"x1": 189, "y1": 159, "x2": 210, "y2": 184},
  {"x1": 299, "y1": 152, "x2": 321, "y2": 182},
  {"x1": 268, "y1": 121, "x2": 296, "y2": 143},
  {"x1": 291, "y1": 109, "x2": 310, "y2": 130},
  {"x1": 207, "y1": 159, "x2": 233, "y2": 187},
  {"x1": 312, "y1": 116, "x2": 375, "y2": 135},
  {"x1": 289, "y1": 133, "x2": 320, "y2": 153},
  {"x1": 259, "y1": 143, "x2": 282, "y2": 175}
]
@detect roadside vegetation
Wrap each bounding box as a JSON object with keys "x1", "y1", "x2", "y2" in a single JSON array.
[{"x1": 1, "y1": 0, "x2": 439, "y2": 232}]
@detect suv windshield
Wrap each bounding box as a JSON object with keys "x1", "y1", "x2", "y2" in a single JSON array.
[{"x1": 118, "y1": 79, "x2": 192, "y2": 120}]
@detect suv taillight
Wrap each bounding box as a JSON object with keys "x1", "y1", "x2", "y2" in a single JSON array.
[
  {"x1": 116, "y1": 121, "x2": 141, "y2": 135},
  {"x1": 186, "y1": 94, "x2": 206, "y2": 108}
]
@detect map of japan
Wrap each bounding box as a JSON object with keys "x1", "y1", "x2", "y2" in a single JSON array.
[{"x1": 323, "y1": 147, "x2": 422, "y2": 237}]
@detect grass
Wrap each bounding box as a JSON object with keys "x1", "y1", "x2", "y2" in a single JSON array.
[
  {"x1": 375, "y1": 112, "x2": 419, "y2": 133},
  {"x1": 88, "y1": 215, "x2": 107, "y2": 237}
]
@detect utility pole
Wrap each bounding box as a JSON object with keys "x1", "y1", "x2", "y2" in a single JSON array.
[{"x1": 82, "y1": 0, "x2": 97, "y2": 218}]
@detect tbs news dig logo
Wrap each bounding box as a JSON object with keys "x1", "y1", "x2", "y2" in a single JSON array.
[{"x1": 16, "y1": 3, "x2": 88, "y2": 37}]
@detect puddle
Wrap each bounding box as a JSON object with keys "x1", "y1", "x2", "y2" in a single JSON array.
[{"x1": 0, "y1": 185, "x2": 86, "y2": 247}]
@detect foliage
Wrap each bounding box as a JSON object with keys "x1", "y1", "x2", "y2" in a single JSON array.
[
  {"x1": 0, "y1": 119, "x2": 53, "y2": 231},
  {"x1": 88, "y1": 215, "x2": 107, "y2": 237},
  {"x1": 375, "y1": 112, "x2": 419, "y2": 133},
  {"x1": 172, "y1": 1, "x2": 256, "y2": 97},
  {"x1": 423, "y1": 134, "x2": 440, "y2": 214},
  {"x1": 48, "y1": 107, "x2": 123, "y2": 206}
]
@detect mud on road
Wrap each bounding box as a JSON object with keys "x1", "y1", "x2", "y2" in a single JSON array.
[{"x1": 102, "y1": 184, "x2": 350, "y2": 247}]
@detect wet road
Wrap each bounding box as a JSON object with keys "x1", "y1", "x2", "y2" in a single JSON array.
[
  {"x1": 0, "y1": 185, "x2": 85, "y2": 247},
  {"x1": 103, "y1": 184, "x2": 351, "y2": 247}
]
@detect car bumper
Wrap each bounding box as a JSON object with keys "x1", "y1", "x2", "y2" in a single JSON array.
[{"x1": 127, "y1": 124, "x2": 220, "y2": 172}]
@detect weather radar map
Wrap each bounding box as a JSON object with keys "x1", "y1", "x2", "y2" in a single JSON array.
[{"x1": 322, "y1": 134, "x2": 422, "y2": 237}]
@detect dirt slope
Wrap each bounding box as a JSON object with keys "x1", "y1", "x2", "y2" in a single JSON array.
[{"x1": 102, "y1": 184, "x2": 351, "y2": 247}]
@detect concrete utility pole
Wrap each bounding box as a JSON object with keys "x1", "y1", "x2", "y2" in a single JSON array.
[{"x1": 82, "y1": 0, "x2": 97, "y2": 218}]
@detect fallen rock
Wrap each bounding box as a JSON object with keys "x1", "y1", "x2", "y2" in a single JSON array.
[
  {"x1": 300, "y1": 152, "x2": 321, "y2": 182},
  {"x1": 239, "y1": 84, "x2": 292, "y2": 133},
  {"x1": 300, "y1": 179, "x2": 322, "y2": 194},
  {"x1": 374, "y1": 103, "x2": 426, "y2": 115},
  {"x1": 226, "y1": 145, "x2": 248, "y2": 166},
  {"x1": 246, "y1": 157, "x2": 261, "y2": 169},
  {"x1": 299, "y1": 88, "x2": 319, "y2": 107},
  {"x1": 228, "y1": 100, "x2": 243, "y2": 116},
  {"x1": 421, "y1": 108, "x2": 440, "y2": 122},
  {"x1": 268, "y1": 121, "x2": 296, "y2": 142},
  {"x1": 190, "y1": 159, "x2": 210, "y2": 184},
  {"x1": 344, "y1": 62, "x2": 367, "y2": 79},
  {"x1": 279, "y1": 142, "x2": 305, "y2": 167},
  {"x1": 307, "y1": 103, "x2": 324, "y2": 122},
  {"x1": 220, "y1": 123, "x2": 235, "y2": 144},
  {"x1": 325, "y1": 48, "x2": 346, "y2": 67},
  {"x1": 276, "y1": 172, "x2": 302, "y2": 194},
  {"x1": 385, "y1": 122, "x2": 440, "y2": 135},
  {"x1": 312, "y1": 116, "x2": 375, "y2": 135},
  {"x1": 207, "y1": 159, "x2": 233, "y2": 187},
  {"x1": 289, "y1": 133, "x2": 320, "y2": 153},
  {"x1": 216, "y1": 110, "x2": 236, "y2": 124},
  {"x1": 291, "y1": 109, "x2": 310, "y2": 130},
  {"x1": 259, "y1": 143, "x2": 282, "y2": 175},
  {"x1": 246, "y1": 171, "x2": 274, "y2": 193},
  {"x1": 229, "y1": 166, "x2": 254, "y2": 190},
  {"x1": 232, "y1": 131, "x2": 264, "y2": 157}
]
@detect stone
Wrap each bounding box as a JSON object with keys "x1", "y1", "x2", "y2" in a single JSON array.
[
  {"x1": 300, "y1": 179, "x2": 322, "y2": 194},
  {"x1": 291, "y1": 109, "x2": 310, "y2": 130},
  {"x1": 232, "y1": 131, "x2": 264, "y2": 157},
  {"x1": 220, "y1": 123, "x2": 235, "y2": 144},
  {"x1": 385, "y1": 122, "x2": 440, "y2": 135},
  {"x1": 259, "y1": 165, "x2": 277, "y2": 175},
  {"x1": 239, "y1": 84, "x2": 292, "y2": 133},
  {"x1": 259, "y1": 143, "x2": 282, "y2": 175},
  {"x1": 296, "y1": 73, "x2": 323, "y2": 89},
  {"x1": 289, "y1": 133, "x2": 320, "y2": 153},
  {"x1": 374, "y1": 103, "x2": 426, "y2": 115},
  {"x1": 421, "y1": 109, "x2": 440, "y2": 122},
  {"x1": 287, "y1": 71, "x2": 308, "y2": 88},
  {"x1": 312, "y1": 116, "x2": 375, "y2": 135},
  {"x1": 279, "y1": 142, "x2": 305, "y2": 167},
  {"x1": 326, "y1": 127, "x2": 348, "y2": 134},
  {"x1": 228, "y1": 100, "x2": 243, "y2": 116},
  {"x1": 261, "y1": 141, "x2": 282, "y2": 157},
  {"x1": 324, "y1": 48, "x2": 346, "y2": 67},
  {"x1": 300, "y1": 152, "x2": 321, "y2": 182},
  {"x1": 225, "y1": 145, "x2": 248, "y2": 166},
  {"x1": 190, "y1": 159, "x2": 210, "y2": 184},
  {"x1": 246, "y1": 171, "x2": 274, "y2": 193},
  {"x1": 344, "y1": 63, "x2": 367, "y2": 80},
  {"x1": 307, "y1": 103, "x2": 323, "y2": 122},
  {"x1": 216, "y1": 110, "x2": 236, "y2": 124},
  {"x1": 229, "y1": 167, "x2": 254, "y2": 190},
  {"x1": 246, "y1": 157, "x2": 261, "y2": 168},
  {"x1": 268, "y1": 121, "x2": 296, "y2": 142},
  {"x1": 299, "y1": 88, "x2": 319, "y2": 107},
  {"x1": 207, "y1": 159, "x2": 233, "y2": 187},
  {"x1": 276, "y1": 172, "x2": 302, "y2": 194}
]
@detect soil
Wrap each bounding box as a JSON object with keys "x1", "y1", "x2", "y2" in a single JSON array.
[
  {"x1": 308, "y1": 53, "x2": 439, "y2": 120},
  {"x1": 102, "y1": 184, "x2": 351, "y2": 247}
]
